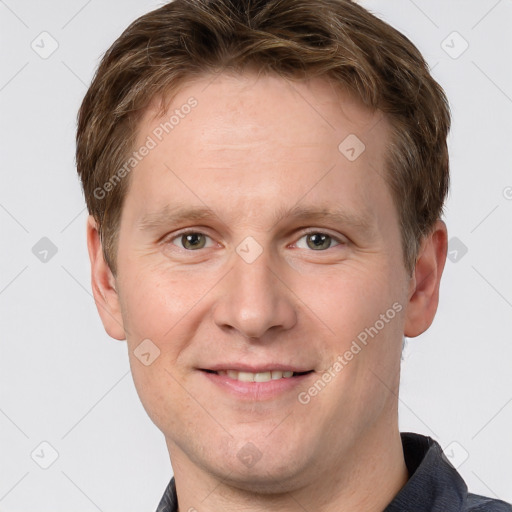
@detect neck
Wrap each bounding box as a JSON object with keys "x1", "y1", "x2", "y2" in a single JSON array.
[{"x1": 167, "y1": 421, "x2": 409, "y2": 512}]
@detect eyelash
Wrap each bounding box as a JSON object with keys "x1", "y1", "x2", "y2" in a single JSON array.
[{"x1": 164, "y1": 229, "x2": 347, "y2": 252}]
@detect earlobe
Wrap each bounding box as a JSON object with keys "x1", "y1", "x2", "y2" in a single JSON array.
[
  {"x1": 86, "y1": 215, "x2": 126, "y2": 340},
  {"x1": 404, "y1": 220, "x2": 448, "y2": 338}
]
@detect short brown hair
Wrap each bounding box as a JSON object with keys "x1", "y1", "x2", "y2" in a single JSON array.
[{"x1": 76, "y1": 0, "x2": 450, "y2": 276}]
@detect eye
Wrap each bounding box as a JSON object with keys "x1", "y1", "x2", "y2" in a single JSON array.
[
  {"x1": 295, "y1": 231, "x2": 343, "y2": 251},
  {"x1": 165, "y1": 230, "x2": 345, "y2": 252},
  {"x1": 169, "y1": 231, "x2": 214, "y2": 250}
]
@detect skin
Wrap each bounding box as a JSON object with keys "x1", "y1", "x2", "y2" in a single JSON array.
[{"x1": 87, "y1": 71, "x2": 447, "y2": 512}]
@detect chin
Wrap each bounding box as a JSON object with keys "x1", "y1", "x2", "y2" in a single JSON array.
[
  {"x1": 211, "y1": 462, "x2": 310, "y2": 495},
  {"x1": 197, "y1": 439, "x2": 315, "y2": 495}
]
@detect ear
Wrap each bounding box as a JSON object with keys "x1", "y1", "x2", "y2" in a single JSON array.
[
  {"x1": 86, "y1": 215, "x2": 126, "y2": 340},
  {"x1": 404, "y1": 219, "x2": 448, "y2": 338}
]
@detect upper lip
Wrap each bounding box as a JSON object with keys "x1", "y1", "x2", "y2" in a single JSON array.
[{"x1": 202, "y1": 363, "x2": 314, "y2": 373}]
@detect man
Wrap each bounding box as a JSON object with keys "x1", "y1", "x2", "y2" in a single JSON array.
[{"x1": 75, "y1": 0, "x2": 511, "y2": 510}]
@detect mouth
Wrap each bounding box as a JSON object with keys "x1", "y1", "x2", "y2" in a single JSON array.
[
  {"x1": 201, "y1": 369, "x2": 314, "y2": 382},
  {"x1": 199, "y1": 366, "x2": 315, "y2": 400},
  {"x1": 198, "y1": 362, "x2": 316, "y2": 400}
]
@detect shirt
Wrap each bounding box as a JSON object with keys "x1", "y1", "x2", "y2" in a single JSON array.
[{"x1": 155, "y1": 432, "x2": 512, "y2": 511}]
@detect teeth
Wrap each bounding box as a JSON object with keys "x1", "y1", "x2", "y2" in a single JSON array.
[
  {"x1": 238, "y1": 371, "x2": 255, "y2": 382},
  {"x1": 254, "y1": 371, "x2": 271, "y2": 382},
  {"x1": 216, "y1": 370, "x2": 295, "y2": 382},
  {"x1": 227, "y1": 369, "x2": 239, "y2": 380}
]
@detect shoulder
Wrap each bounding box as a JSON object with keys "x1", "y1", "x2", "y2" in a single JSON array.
[{"x1": 465, "y1": 493, "x2": 512, "y2": 511}]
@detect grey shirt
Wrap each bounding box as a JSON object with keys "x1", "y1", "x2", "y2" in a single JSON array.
[{"x1": 156, "y1": 432, "x2": 512, "y2": 511}]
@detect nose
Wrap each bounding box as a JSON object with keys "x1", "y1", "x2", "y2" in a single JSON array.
[{"x1": 212, "y1": 244, "x2": 297, "y2": 339}]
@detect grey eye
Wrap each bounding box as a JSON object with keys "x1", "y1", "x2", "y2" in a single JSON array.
[
  {"x1": 296, "y1": 233, "x2": 340, "y2": 251},
  {"x1": 173, "y1": 232, "x2": 211, "y2": 250}
]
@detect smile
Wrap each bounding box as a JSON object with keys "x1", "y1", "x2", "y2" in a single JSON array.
[
  {"x1": 200, "y1": 368, "x2": 315, "y2": 400},
  {"x1": 206, "y1": 369, "x2": 312, "y2": 382}
]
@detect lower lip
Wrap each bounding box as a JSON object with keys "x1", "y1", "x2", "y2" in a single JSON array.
[{"x1": 200, "y1": 370, "x2": 314, "y2": 400}]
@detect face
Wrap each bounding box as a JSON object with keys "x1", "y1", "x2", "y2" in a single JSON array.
[{"x1": 88, "y1": 71, "x2": 444, "y2": 493}]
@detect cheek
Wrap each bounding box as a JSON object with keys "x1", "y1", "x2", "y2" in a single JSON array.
[
  {"x1": 128, "y1": 358, "x2": 189, "y2": 435},
  {"x1": 312, "y1": 266, "x2": 406, "y2": 391},
  {"x1": 308, "y1": 265, "x2": 394, "y2": 336},
  {"x1": 117, "y1": 258, "x2": 210, "y2": 342}
]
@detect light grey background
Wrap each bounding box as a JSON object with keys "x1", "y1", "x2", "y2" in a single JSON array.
[{"x1": 0, "y1": 0, "x2": 511, "y2": 510}]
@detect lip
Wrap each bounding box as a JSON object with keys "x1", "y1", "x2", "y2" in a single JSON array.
[
  {"x1": 200, "y1": 369, "x2": 315, "y2": 401},
  {"x1": 202, "y1": 363, "x2": 313, "y2": 373}
]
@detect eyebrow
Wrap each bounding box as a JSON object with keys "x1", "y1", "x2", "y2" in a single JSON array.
[{"x1": 137, "y1": 203, "x2": 375, "y2": 236}]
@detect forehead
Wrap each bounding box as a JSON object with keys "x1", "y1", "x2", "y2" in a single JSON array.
[
  {"x1": 142, "y1": 71, "x2": 383, "y2": 152},
  {"x1": 125, "y1": 71, "x2": 395, "y2": 231}
]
